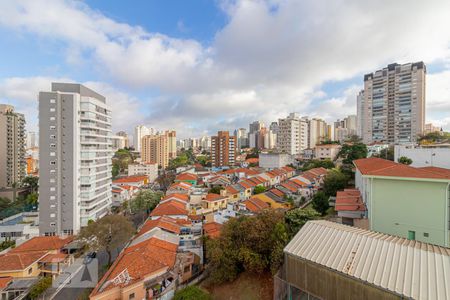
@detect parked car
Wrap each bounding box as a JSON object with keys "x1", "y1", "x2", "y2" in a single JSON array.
[{"x1": 83, "y1": 251, "x2": 97, "y2": 264}]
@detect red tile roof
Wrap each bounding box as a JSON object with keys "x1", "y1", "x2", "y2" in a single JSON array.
[
  {"x1": 225, "y1": 185, "x2": 240, "y2": 194},
  {"x1": 92, "y1": 237, "x2": 177, "y2": 296},
  {"x1": 39, "y1": 253, "x2": 68, "y2": 263},
  {"x1": 244, "y1": 197, "x2": 270, "y2": 213},
  {"x1": 203, "y1": 222, "x2": 223, "y2": 238},
  {"x1": 290, "y1": 178, "x2": 308, "y2": 187},
  {"x1": 11, "y1": 236, "x2": 74, "y2": 253},
  {"x1": 281, "y1": 182, "x2": 297, "y2": 193},
  {"x1": 354, "y1": 158, "x2": 450, "y2": 180},
  {"x1": 203, "y1": 193, "x2": 227, "y2": 202},
  {"x1": 138, "y1": 216, "x2": 182, "y2": 236},
  {"x1": 282, "y1": 166, "x2": 295, "y2": 172},
  {"x1": 150, "y1": 200, "x2": 188, "y2": 217},
  {"x1": 162, "y1": 193, "x2": 189, "y2": 202},
  {"x1": 269, "y1": 188, "x2": 285, "y2": 198},
  {"x1": 113, "y1": 175, "x2": 147, "y2": 184},
  {"x1": 175, "y1": 173, "x2": 198, "y2": 181},
  {"x1": 239, "y1": 180, "x2": 254, "y2": 189},
  {"x1": 168, "y1": 182, "x2": 192, "y2": 190},
  {"x1": 0, "y1": 251, "x2": 48, "y2": 271},
  {"x1": 335, "y1": 189, "x2": 366, "y2": 212},
  {"x1": 0, "y1": 277, "x2": 13, "y2": 290},
  {"x1": 245, "y1": 158, "x2": 259, "y2": 164},
  {"x1": 307, "y1": 167, "x2": 328, "y2": 176},
  {"x1": 418, "y1": 166, "x2": 450, "y2": 178}
]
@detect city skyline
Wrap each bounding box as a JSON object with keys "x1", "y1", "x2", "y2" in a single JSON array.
[{"x1": 0, "y1": 1, "x2": 450, "y2": 139}]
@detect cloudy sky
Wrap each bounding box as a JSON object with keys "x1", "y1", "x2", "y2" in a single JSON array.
[{"x1": 0, "y1": 0, "x2": 449, "y2": 139}]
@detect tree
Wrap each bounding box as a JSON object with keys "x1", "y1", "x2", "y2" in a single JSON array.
[
  {"x1": 112, "y1": 164, "x2": 119, "y2": 178},
  {"x1": 285, "y1": 207, "x2": 320, "y2": 236},
  {"x1": 174, "y1": 286, "x2": 212, "y2": 300},
  {"x1": 209, "y1": 186, "x2": 224, "y2": 194},
  {"x1": 26, "y1": 192, "x2": 38, "y2": 207},
  {"x1": 205, "y1": 210, "x2": 289, "y2": 283},
  {"x1": 77, "y1": 214, "x2": 134, "y2": 265},
  {"x1": 156, "y1": 170, "x2": 175, "y2": 192},
  {"x1": 398, "y1": 156, "x2": 413, "y2": 165},
  {"x1": 253, "y1": 185, "x2": 266, "y2": 194},
  {"x1": 323, "y1": 169, "x2": 349, "y2": 197},
  {"x1": 22, "y1": 176, "x2": 39, "y2": 193},
  {"x1": 302, "y1": 159, "x2": 335, "y2": 171},
  {"x1": 311, "y1": 191, "x2": 329, "y2": 216},
  {"x1": 29, "y1": 277, "x2": 52, "y2": 299},
  {"x1": 337, "y1": 143, "x2": 368, "y2": 165},
  {"x1": 376, "y1": 146, "x2": 394, "y2": 161},
  {"x1": 130, "y1": 190, "x2": 162, "y2": 223}
]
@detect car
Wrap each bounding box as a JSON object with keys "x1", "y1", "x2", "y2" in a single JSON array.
[{"x1": 83, "y1": 251, "x2": 97, "y2": 264}]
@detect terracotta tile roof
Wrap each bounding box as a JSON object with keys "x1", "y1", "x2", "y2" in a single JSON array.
[
  {"x1": 269, "y1": 188, "x2": 285, "y2": 198},
  {"x1": 245, "y1": 158, "x2": 259, "y2": 164},
  {"x1": 175, "y1": 173, "x2": 198, "y2": 181},
  {"x1": 112, "y1": 189, "x2": 123, "y2": 193},
  {"x1": 39, "y1": 253, "x2": 68, "y2": 263},
  {"x1": 0, "y1": 277, "x2": 13, "y2": 290},
  {"x1": 282, "y1": 166, "x2": 295, "y2": 172},
  {"x1": 264, "y1": 172, "x2": 276, "y2": 178},
  {"x1": 203, "y1": 193, "x2": 227, "y2": 202},
  {"x1": 138, "y1": 216, "x2": 182, "y2": 236},
  {"x1": 11, "y1": 236, "x2": 74, "y2": 253},
  {"x1": 307, "y1": 167, "x2": 328, "y2": 176},
  {"x1": 335, "y1": 189, "x2": 366, "y2": 212},
  {"x1": 150, "y1": 200, "x2": 188, "y2": 217},
  {"x1": 168, "y1": 182, "x2": 192, "y2": 190},
  {"x1": 244, "y1": 197, "x2": 270, "y2": 213},
  {"x1": 0, "y1": 251, "x2": 48, "y2": 271},
  {"x1": 290, "y1": 178, "x2": 308, "y2": 187},
  {"x1": 225, "y1": 185, "x2": 239, "y2": 194},
  {"x1": 162, "y1": 193, "x2": 189, "y2": 202},
  {"x1": 238, "y1": 180, "x2": 254, "y2": 189},
  {"x1": 299, "y1": 172, "x2": 315, "y2": 182},
  {"x1": 113, "y1": 175, "x2": 148, "y2": 184},
  {"x1": 281, "y1": 182, "x2": 297, "y2": 193},
  {"x1": 188, "y1": 215, "x2": 203, "y2": 221},
  {"x1": 92, "y1": 237, "x2": 177, "y2": 296},
  {"x1": 208, "y1": 175, "x2": 231, "y2": 184},
  {"x1": 418, "y1": 166, "x2": 450, "y2": 178},
  {"x1": 120, "y1": 185, "x2": 136, "y2": 191},
  {"x1": 355, "y1": 158, "x2": 450, "y2": 180},
  {"x1": 203, "y1": 222, "x2": 222, "y2": 238}
]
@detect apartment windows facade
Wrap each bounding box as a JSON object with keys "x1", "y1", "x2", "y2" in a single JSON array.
[
  {"x1": 211, "y1": 131, "x2": 237, "y2": 167},
  {"x1": 141, "y1": 134, "x2": 169, "y2": 169},
  {"x1": 277, "y1": 113, "x2": 309, "y2": 155},
  {"x1": 38, "y1": 83, "x2": 113, "y2": 236},
  {"x1": 0, "y1": 104, "x2": 26, "y2": 188}
]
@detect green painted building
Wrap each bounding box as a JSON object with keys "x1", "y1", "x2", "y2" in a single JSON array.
[{"x1": 354, "y1": 157, "x2": 450, "y2": 247}]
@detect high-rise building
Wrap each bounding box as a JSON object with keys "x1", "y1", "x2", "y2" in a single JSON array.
[
  {"x1": 360, "y1": 62, "x2": 426, "y2": 144},
  {"x1": 134, "y1": 125, "x2": 153, "y2": 152},
  {"x1": 141, "y1": 134, "x2": 169, "y2": 169},
  {"x1": 165, "y1": 130, "x2": 177, "y2": 158},
  {"x1": 211, "y1": 131, "x2": 236, "y2": 167},
  {"x1": 334, "y1": 115, "x2": 357, "y2": 142},
  {"x1": 234, "y1": 128, "x2": 248, "y2": 149},
  {"x1": 116, "y1": 131, "x2": 129, "y2": 148},
  {"x1": 423, "y1": 123, "x2": 441, "y2": 135},
  {"x1": 111, "y1": 135, "x2": 127, "y2": 151},
  {"x1": 38, "y1": 83, "x2": 113, "y2": 235},
  {"x1": 308, "y1": 118, "x2": 328, "y2": 147},
  {"x1": 269, "y1": 122, "x2": 279, "y2": 134},
  {"x1": 278, "y1": 113, "x2": 309, "y2": 155},
  {"x1": 0, "y1": 104, "x2": 26, "y2": 188},
  {"x1": 199, "y1": 135, "x2": 212, "y2": 151},
  {"x1": 356, "y1": 90, "x2": 365, "y2": 138},
  {"x1": 249, "y1": 121, "x2": 265, "y2": 134},
  {"x1": 26, "y1": 131, "x2": 38, "y2": 149}
]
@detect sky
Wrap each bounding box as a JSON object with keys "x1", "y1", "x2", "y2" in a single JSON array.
[{"x1": 0, "y1": 0, "x2": 450, "y2": 140}]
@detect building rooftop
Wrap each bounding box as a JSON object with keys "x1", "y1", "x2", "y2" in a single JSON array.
[
  {"x1": 150, "y1": 200, "x2": 188, "y2": 217},
  {"x1": 11, "y1": 236, "x2": 73, "y2": 253},
  {"x1": 203, "y1": 222, "x2": 222, "y2": 239},
  {"x1": 175, "y1": 173, "x2": 198, "y2": 181},
  {"x1": 285, "y1": 220, "x2": 450, "y2": 300},
  {"x1": 0, "y1": 251, "x2": 48, "y2": 271},
  {"x1": 243, "y1": 197, "x2": 270, "y2": 213},
  {"x1": 112, "y1": 175, "x2": 148, "y2": 184}
]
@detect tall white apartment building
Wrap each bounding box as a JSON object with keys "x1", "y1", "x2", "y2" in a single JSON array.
[
  {"x1": 199, "y1": 135, "x2": 212, "y2": 151},
  {"x1": 278, "y1": 113, "x2": 309, "y2": 155},
  {"x1": 359, "y1": 62, "x2": 426, "y2": 144},
  {"x1": 234, "y1": 128, "x2": 248, "y2": 149},
  {"x1": 308, "y1": 118, "x2": 328, "y2": 148},
  {"x1": 38, "y1": 83, "x2": 113, "y2": 236},
  {"x1": 356, "y1": 90, "x2": 365, "y2": 138},
  {"x1": 0, "y1": 104, "x2": 26, "y2": 188},
  {"x1": 134, "y1": 125, "x2": 153, "y2": 152}
]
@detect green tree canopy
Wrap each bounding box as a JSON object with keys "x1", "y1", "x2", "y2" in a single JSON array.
[
  {"x1": 398, "y1": 156, "x2": 413, "y2": 165},
  {"x1": 375, "y1": 146, "x2": 395, "y2": 161},
  {"x1": 174, "y1": 286, "x2": 212, "y2": 300},
  {"x1": 22, "y1": 176, "x2": 39, "y2": 192},
  {"x1": 253, "y1": 185, "x2": 266, "y2": 194},
  {"x1": 302, "y1": 159, "x2": 335, "y2": 171},
  {"x1": 311, "y1": 191, "x2": 329, "y2": 216},
  {"x1": 130, "y1": 190, "x2": 163, "y2": 223},
  {"x1": 337, "y1": 143, "x2": 368, "y2": 165},
  {"x1": 77, "y1": 214, "x2": 134, "y2": 265},
  {"x1": 209, "y1": 186, "x2": 224, "y2": 194},
  {"x1": 323, "y1": 169, "x2": 349, "y2": 197},
  {"x1": 205, "y1": 210, "x2": 289, "y2": 283},
  {"x1": 285, "y1": 207, "x2": 320, "y2": 236}
]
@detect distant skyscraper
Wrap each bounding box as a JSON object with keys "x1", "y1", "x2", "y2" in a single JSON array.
[
  {"x1": 278, "y1": 113, "x2": 309, "y2": 155},
  {"x1": 165, "y1": 130, "x2": 177, "y2": 158},
  {"x1": 360, "y1": 62, "x2": 426, "y2": 144},
  {"x1": 334, "y1": 115, "x2": 357, "y2": 142},
  {"x1": 134, "y1": 125, "x2": 152, "y2": 152},
  {"x1": 234, "y1": 128, "x2": 248, "y2": 149},
  {"x1": 0, "y1": 104, "x2": 26, "y2": 188},
  {"x1": 211, "y1": 131, "x2": 236, "y2": 167},
  {"x1": 199, "y1": 135, "x2": 212, "y2": 151},
  {"x1": 116, "y1": 131, "x2": 129, "y2": 148},
  {"x1": 141, "y1": 134, "x2": 169, "y2": 169},
  {"x1": 269, "y1": 122, "x2": 279, "y2": 134},
  {"x1": 308, "y1": 118, "x2": 328, "y2": 148},
  {"x1": 249, "y1": 121, "x2": 265, "y2": 134},
  {"x1": 38, "y1": 83, "x2": 113, "y2": 235},
  {"x1": 356, "y1": 90, "x2": 365, "y2": 138},
  {"x1": 26, "y1": 131, "x2": 38, "y2": 149}
]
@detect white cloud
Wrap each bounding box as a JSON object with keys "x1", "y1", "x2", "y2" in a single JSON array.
[{"x1": 0, "y1": 0, "x2": 450, "y2": 136}]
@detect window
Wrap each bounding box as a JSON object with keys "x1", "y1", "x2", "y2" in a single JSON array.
[
  {"x1": 50, "y1": 108, "x2": 56, "y2": 112},
  {"x1": 423, "y1": 232, "x2": 429, "y2": 237},
  {"x1": 408, "y1": 230, "x2": 416, "y2": 240},
  {"x1": 28, "y1": 268, "x2": 33, "y2": 274},
  {"x1": 128, "y1": 293, "x2": 135, "y2": 300},
  {"x1": 50, "y1": 135, "x2": 56, "y2": 139},
  {"x1": 50, "y1": 116, "x2": 56, "y2": 121},
  {"x1": 50, "y1": 144, "x2": 56, "y2": 148},
  {"x1": 50, "y1": 152, "x2": 56, "y2": 157},
  {"x1": 50, "y1": 187, "x2": 56, "y2": 192},
  {"x1": 50, "y1": 178, "x2": 56, "y2": 183},
  {"x1": 50, "y1": 222, "x2": 56, "y2": 227},
  {"x1": 50, "y1": 204, "x2": 56, "y2": 209},
  {"x1": 50, "y1": 161, "x2": 56, "y2": 165},
  {"x1": 50, "y1": 213, "x2": 56, "y2": 218},
  {"x1": 50, "y1": 169, "x2": 56, "y2": 174},
  {"x1": 50, "y1": 99, "x2": 56, "y2": 103},
  {"x1": 50, "y1": 125, "x2": 56, "y2": 130}
]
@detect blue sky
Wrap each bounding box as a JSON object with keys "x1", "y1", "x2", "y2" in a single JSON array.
[{"x1": 0, "y1": 0, "x2": 449, "y2": 139}]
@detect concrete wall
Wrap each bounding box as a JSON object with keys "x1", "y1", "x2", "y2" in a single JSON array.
[
  {"x1": 370, "y1": 177, "x2": 449, "y2": 247},
  {"x1": 394, "y1": 145, "x2": 450, "y2": 169}
]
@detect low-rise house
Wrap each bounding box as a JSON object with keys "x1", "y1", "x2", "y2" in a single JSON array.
[
  {"x1": 206, "y1": 175, "x2": 231, "y2": 188},
  {"x1": 0, "y1": 277, "x2": 38, "y2": 300},
  {"x1": 277, "y1": 220, "x2": 450, "y2": 300},
  {"x1": 242, "y1": 197, "x2": 270, "y2": 213},
  {"x1": 203, "y1": 222, "x2": 222, "y2": 239},
  {"x1": 112, "y1": 186, "x2": 131, "y2": 207},
  {"x1": 113, "y1": 175, "x2": 148, "y2": 188},
  {"x1": 201, "y1": 194, "x2": 228, "y2": 212},
  {"x1": 159, "y1": 193, "x2": 190, "y2": 206},
  {"x1": 314, "y1": 143, "x2": 341, "y2": 160},
  {"x1": 128, "y1": 163, "x2": 158, "y2": 182},
  {"x1": 220, "y1": 185, "x2": 240, "y2": 203},
  {"x1": 174, "y1": 173, "x2": 198, "y2": 185},
  {"x1": 354, "y1": 157, "x2": 450, "y2": 247},
  {"x1": 166, "y1": 182, "x2": 193, "y2": 195},
  {"x1": 334, "y1": 189, "x2": 366, "y2": 226},
  {"x1": 150, "y1": 200, "x2": 189, "y2": 220},
  {"x1": 251, "y1": 193, "x2": 290, "y2": 209}
]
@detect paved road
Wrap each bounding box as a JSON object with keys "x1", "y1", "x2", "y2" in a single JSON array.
[{"x1": 51, "y1": 247, "x2": 122, "y2": 300}]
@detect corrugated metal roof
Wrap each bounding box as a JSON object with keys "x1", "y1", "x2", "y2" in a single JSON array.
[{"x1": 284, "y1": 220, "x2": 450, "y2": 300}]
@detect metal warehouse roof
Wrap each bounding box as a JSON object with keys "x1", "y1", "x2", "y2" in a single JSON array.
[{"x1": 285, "y1": 220, "x2": 450, "y2": 300}]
